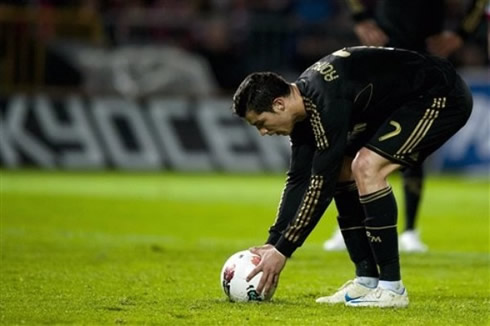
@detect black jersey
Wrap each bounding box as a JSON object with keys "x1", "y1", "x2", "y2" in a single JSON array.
[{"x1": 269, "y1": 46, "x2": 471, "y2": 257}]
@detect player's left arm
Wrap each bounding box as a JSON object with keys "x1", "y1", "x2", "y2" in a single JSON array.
[
  {"x1": 426, "y1": 0, "x2": 486, "y2": 57},
  {"x1": 266, "y1": 142, "x2": 315, "y2": 246},
  {"x1": 273, "y1": 100, "x2": 351, "y2": 258},
  {"x1": 247, "y1": 99, "x2": 352, "y2": 295}
]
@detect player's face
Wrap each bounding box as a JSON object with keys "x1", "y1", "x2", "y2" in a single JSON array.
[{"x1": 245, "y1": 104, "x2": 295, "y2": 136}]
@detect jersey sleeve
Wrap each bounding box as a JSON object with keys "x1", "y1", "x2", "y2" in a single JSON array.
[
  {"x1": 273, "y1": 98, "x2": 352, "y2": 257},
  {"x1": 266, "y1": 142, "x2": 314, "y2": 246}
]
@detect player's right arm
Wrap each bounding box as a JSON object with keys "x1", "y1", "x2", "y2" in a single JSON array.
[{"x1": 266, "y1": 142, "x2": 314, "y2": 246}]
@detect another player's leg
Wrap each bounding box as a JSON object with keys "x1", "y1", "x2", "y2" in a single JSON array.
[
  {"x1": 317, "y1": 157, "x2": 378, "y2": 304},
  {"x1": 346, "y1": 149, "x2": 409, "y2": 308},
  {"x1": 322, "y1": 227, "x2": 346, "y2": 251},
  {"x1": 400, "y1": 165, "x2": 428, "y2": 252}
]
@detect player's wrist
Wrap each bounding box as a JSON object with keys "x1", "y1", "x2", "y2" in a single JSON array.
[
  {"x1": 274, "y1": 236, "x2": 297, "y2": 258},
  {"x1": 272, "y1": 246, "x2": 287, "y2": 259},
  {"x1": 266, "y1": 231, "x2": 281, "y2": 246}
]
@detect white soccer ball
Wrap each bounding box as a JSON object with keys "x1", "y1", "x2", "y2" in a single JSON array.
[{"x1": 220, "y1": 250, "x2": 276, "y2": 302}]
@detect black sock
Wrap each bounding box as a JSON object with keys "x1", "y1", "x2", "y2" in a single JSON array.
[
  {"x1": 360, "y1": 186, "x2": 400, "y2": 281},
  {"x1": 402, "y1": 166, "x2": 424, "y2": 231},
  {"x1": 335, "y1": 181, "x2": 379, "y2": 278}
]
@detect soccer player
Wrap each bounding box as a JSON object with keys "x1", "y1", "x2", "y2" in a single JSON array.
[
  {"x1": 232, "y1": 46, "x2": 472, "y2": 307},
  {"x1": 323, "y1": 0, "x2": 487, "y2": 253}
]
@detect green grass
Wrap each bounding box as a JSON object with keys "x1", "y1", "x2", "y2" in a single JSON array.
[{"x1": 0, "y1": 170, "x2": 489, "y2": 325}]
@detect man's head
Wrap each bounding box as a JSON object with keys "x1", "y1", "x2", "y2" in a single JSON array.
[{"x1": 232, "y1": 72, "x2": 303, "y2": 136}]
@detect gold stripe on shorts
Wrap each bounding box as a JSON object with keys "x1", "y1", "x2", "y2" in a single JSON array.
[{"x1": 395, "y1": 97, "x2": 446, "y2": 157}]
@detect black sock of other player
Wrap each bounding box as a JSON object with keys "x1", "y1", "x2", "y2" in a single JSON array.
[
  {"x1": 335, "y1": 181, "x2": 379, "y2": 278},
  {"x1": 402, "y1": 166, "x2": 424, "y2": 231},
  {"x1": 360, "y1": 186, "x2": 401, "y2": 281}
]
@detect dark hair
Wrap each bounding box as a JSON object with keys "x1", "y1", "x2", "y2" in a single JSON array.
[{"x1": 232, "y1": 72, "x2": 291, "y2": 118}]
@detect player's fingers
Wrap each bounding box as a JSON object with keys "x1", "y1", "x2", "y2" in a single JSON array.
[
  {"x1": 273, "y1": 274, "x2": 279, "y2": 288},
  {"x1": 264, "y1": 273, "x2": 277, "y2": 296},
  {"x1": 246, "y1": 265, "x2": 261, "y2": 282},
  {"x1": 249, "y1": 247, "x2": 259, "y2": 254},
  {"x1": 258, "y1": 272, "x2": 272, "y2": 295}
]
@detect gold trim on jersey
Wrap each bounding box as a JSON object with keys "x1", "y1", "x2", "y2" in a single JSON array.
[
  {"x1": 359, "y1": 186, "x2": 392, "y2": 204},
  {"x1": 303, "y1": 96, "x2": 329, "y2": 150},
  {"x1": 285, "y1": 175, "x2": 324, "y2": 243},
  {"x1": 432, "y1": 97, "x2": 446, "y2": 109}
]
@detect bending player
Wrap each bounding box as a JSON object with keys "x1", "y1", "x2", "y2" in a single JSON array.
[{"x1": 231, "y1": 46, "x2": 472, "y2": 307}]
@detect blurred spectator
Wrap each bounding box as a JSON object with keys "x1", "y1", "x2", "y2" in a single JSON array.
[
  {"x1": 292, "y1": 0, "x2": 351, "y2": 72},
  {"x1": 346, "y1": 0, "x2": 488, "y2": 66},
  {"x1": 0, "y1": 0, "x2": 487, "y2": 94},
  {"x1": 192, "y1": 14, "x2": 246, "y2": 91}
]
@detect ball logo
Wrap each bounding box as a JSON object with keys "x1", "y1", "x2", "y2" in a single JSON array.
[
  {"x1": 246, "y1": 285, "x2": 262, "y2": 301},
  {"x1": 222, "y1": 264, "x2": 235, "y2": 297}
]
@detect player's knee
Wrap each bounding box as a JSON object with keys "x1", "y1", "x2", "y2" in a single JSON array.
[{"x1": 351, "y1": 153, "x2": 379, "y2": 184}]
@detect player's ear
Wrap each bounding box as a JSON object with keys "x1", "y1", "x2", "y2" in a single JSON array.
[{"x1": 272, "y1": 98, "x2": 285, "y2": 113}]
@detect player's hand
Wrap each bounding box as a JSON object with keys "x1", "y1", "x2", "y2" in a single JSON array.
[
  {"x1": 246, "y1": 245, "x2": 287, "y2": 296},
  {"x1": 354, "y1": 20, "x2": 389, "y2": 46},
  {"x1": 426, "y1": 31, "x2": 463, "y2": 58}
]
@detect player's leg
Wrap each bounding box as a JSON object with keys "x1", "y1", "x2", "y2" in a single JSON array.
[
  {"x1": 402, "y1": 166, "x2": 424, "y2": 231},
  {"x1": 322, "y1": 227, "x2": 345, "y2": 251},
  {"x1": 350, "y1": 149, "x2": 408, "y2": 306},
  {"x1": 322, "y1": 159, "x2": 354, "y2": 251},
  {"x1": 347, "y1": 73, "x2": 472, "y2": 308},
  {"x1": 317, "y1": 157, "x2": 378, "y2": 304},
  {"x1": 400, "y1": 165, "x2": 428, "y2": 252}
]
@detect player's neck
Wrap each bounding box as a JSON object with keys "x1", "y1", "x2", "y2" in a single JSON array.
[{"x1": 290, "y1": 83, "x2": 307, "y2": 123}]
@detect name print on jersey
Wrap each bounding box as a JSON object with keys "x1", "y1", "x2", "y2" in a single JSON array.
[{"x1": 308, "y1": 61, "x2": 339, "y2": 82}]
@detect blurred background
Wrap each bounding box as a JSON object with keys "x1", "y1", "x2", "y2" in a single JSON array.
[
  {"x1": 0, "y1": 3, "x2": 488, "y2": 323},
  {"x1": 0, "y1": 0, "x2": 488, "y2": 173}
]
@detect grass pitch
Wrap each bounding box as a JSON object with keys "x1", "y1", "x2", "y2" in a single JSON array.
[{"x1": 0, "y1": 170, "x2": 489, "y2": 325}]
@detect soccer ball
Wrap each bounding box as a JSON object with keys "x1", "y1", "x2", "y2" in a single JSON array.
[{"x1": 220, "y1": 250, "x2": 276, "y2": 302}]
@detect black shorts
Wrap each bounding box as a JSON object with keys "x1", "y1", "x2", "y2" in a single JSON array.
[{"x1": 346, "y1": 75, "x2": 473, "y2": 167}]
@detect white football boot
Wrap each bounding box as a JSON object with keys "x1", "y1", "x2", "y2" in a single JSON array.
[
  {"x1": 316, "y1": 279, "x2": 375, "y2": 304},
  {"x1": 399, "y1": 230, "x2": 428, "y2": 253},
  {"x1": 345, "y1": 286, "x2": 409, "y2": 308},
  {"x1": 322, "y1": 228, "x2": 346, "y2": 251}
]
